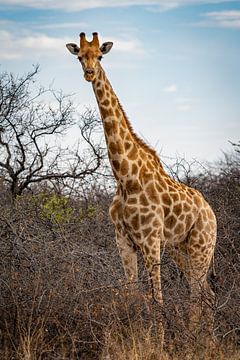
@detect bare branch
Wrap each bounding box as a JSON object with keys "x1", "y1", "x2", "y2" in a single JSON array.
[{"x1": 0, "y1": 67, "x2": 108, "y2": 198}]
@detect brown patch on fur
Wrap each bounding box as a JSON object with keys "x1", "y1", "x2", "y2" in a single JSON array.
[
  {"x1": 147, "y1": 160, "x2": 154, "y2": 171},
  {"x1": 124, "y1": 206, "x2": 137, "y2": 218},
  {"x1": 140, "y1": 212, "x2": 155, "y2": 225},
  {"x1": 115, "y1": 108, "x2": 121, "y2": 117},
  {"x1": 187, "y1": 188, "x2": 195, "y2": 196},
  {"x1": 175, "y1": 223, "x2": 184, "y2": 235},
  {"x1": 126, "y1": 179, "x2": 141, "y2": 194},
  {"x1": 102, "y1": 99, "x2": 110, "y2": 107},
  {"x1": 199, "y1": 235, "x2": 205, "y2": 245},
  {"x1": 132, "y1": 163, "x2": 138, "y2": 175},
  {"x1": 166, "y1": 178, "x2": 173, "y2": 186},
  {"x1": 202, "y1": 209, "x2": 207, "y2": 222},
  {"x1": 155, "y1": 183, "x2": 164, "y2": 193},
  {"x1": 183, "y1": 202, "x2": 191, "y2": 212},
  {"x1": 100, "y1": 106, "x2": 110, "y2": 118},
  {"x1": 140, "y1": 193, "x2": 149, "y2": 206},
  {"x1": 109, "y1": 200, "x2": 122, "y2": 222},
  {"x1": 116, "y1": 140, "x2": 124, "y2": 154},
  {"x1": 164, "y1": 229, "x2": 172, "y2": 238},
  {"x1": 104, "y1": 121, "x2": 112, "y2": 136},
  {"x1": 165, "y1": 215, "x2": 177, "y2": 229},
  {"x1": 139, "y1": 164, "x2": 153, "y2": 183},
  {"x1": 140, "y1": 207, "x2": 149, "y2": 213},
  {"x1": 180, "y1": 193, "x2": 186, "y2": 201},
  {"x1": 112, "y1": 120, "x2": 118, "y2": 133},
  {"x1": 120, "y1": 127, "x2": 126, "y2": 139},
  {"x1": 171, "y1": 193, "x2": 180, "y2": 202},
  {"x1": 128, "y1": 144, "x2": 138, "y2": 160},
  {"x1": 173, "y1": 203, "x2": 182, "y2": 217},
  {"x1": 152, "y1": 218, "x2": 160, "y2": 227},
  {"x1": 179, "y1": 214, "x2": 185, "y2": 221},
  {"x1": 142, "y1": 227, "x2": 152, "y2": 237},
  {"x1": 127, "y1": 197, "x2": 137, "y2": 205},
  {"x1": 124, "y1": 141, "x2": 131, "y2": 151},
  {"x1": 111, "y1": 96, "x2": 117, "y2": 107},
  {"x1": 196, "y1": 214, "x2": 204, "y2": 230},
  {"x1": 97, "y1": 89, "x2": 103, "y2": 99},
  {"x1": 139, "y1": 149, "x2": 147, "y2": 160},
  {"x1": 194, "y1": 195, "x2": 202, "y2": 207},
  {"x1": 162, "y1": 193, "x2": 171, "y2": 206},
  {"x1": 109, "y1": 141, "x2": 118, "y2": 155},
  {"x1": 163, "y1": 205, "x2": 170, "y2": 218},
  {"x1": 112, "y1": 160, "x2": 120, "y2": 172},
  {"x1": 147, "y1": 237, "x2": 155, "y2": 246},
  {"x1": 108, "y1": 108, "x2": 114, "y2": 116},
  {"x1": 144, "y1": 246, "x2": 150, "y2": 255},
  {"x1": 146, "y1": 182, "x2": 159, "y2": 204},
  {"x1": 131, "y1": 214, "x2": 140, "y2": 231},
  {"x1": 120, "y1": 159, "x2": 129, "y2": 176},
  {"x1": 185, "y1": 213, "x2": 193, "y2": 229}
]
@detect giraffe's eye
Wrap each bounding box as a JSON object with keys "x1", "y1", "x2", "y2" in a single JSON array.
[{"x1": 98, "y1": 55, "x2": 103, "y2": 61}]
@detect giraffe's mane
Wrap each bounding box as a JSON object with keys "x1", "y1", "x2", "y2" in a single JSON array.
[
  {"x1": 99, "y1": 66, "x2": 163, "y2": 169},
  {"x1": 116, "y1": 98, "x2": 163, "y2": 168}
]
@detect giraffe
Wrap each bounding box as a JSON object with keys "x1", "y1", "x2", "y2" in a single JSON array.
[{"x1": 66, "y1": 32, "x2": 217, "y2": 327}]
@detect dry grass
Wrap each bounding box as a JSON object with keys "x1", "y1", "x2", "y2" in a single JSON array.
[{"x1": 0, "y1": 159, "x2": 240, "y2": 359}]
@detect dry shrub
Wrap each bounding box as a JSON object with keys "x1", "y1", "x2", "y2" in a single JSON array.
[
  {"x1": 0, "y1": 156, "x2": 239, "y2": 359},
  {"x1": 100, "y1": 289, "x2": 239, "y2": 360}
]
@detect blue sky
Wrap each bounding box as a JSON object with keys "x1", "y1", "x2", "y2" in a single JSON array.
[{"x1": 0, "y1": 0, "x2": 239, "y2": 165}]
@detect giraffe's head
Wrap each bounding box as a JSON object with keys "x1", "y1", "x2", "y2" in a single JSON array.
[{"x1": 66, "y1": 32, "x2": 113, "y2": 82}]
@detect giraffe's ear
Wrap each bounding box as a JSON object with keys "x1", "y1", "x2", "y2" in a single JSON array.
[
  {"x1": 100, "y1": 42, "x2": 113, "y2": 55},
  {"x1": 66, "y1": 43, "x2": 80, "y2": 55}
]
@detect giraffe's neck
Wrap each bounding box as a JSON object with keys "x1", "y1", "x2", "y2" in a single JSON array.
[{"x1": 92, "y1": 66, "x2": 164, "y2": 183}]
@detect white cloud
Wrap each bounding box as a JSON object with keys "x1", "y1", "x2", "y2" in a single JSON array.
[
  {"x1": 35, "y1": 22, "x2": 87, "y2": 30},
  {"x1": 204, "y1": 10, "x2": 240, "y2": 29},
  {"x1": 0, "y1": 30, "x2": 68, "y2": 60},
  {"x1": 0, "y1": 28, "x2": 145, "y2": 60},
  {"x1": 110, "y1": 37, "x2": 145, "y2": 54},
  {"x1": 0, "y1": 0, "x2": 236, "y2": 12},
  {"x1": 163, "y1": 84, "x2": 178, "y2": 93}
]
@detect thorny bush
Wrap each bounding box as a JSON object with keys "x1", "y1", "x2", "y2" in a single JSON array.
[{"x1": 0, "y1": 154, "x2": 239, "y2": 359}]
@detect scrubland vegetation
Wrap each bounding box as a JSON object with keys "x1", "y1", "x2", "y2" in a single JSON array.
[{"x1": 0, "y1": 68, "x2": 239, "y2": 359}]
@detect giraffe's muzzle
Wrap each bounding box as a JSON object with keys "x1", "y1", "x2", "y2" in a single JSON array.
[{"x1": 84, "y1": 68, "x2": 95, "y2": 82}]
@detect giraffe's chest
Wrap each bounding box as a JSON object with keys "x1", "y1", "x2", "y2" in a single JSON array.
[{"x1": 109, "y1": 188, "x2": 164, "y2": 241}]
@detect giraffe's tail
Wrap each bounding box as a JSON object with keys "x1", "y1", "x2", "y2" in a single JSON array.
[
  {"x1": 208, "y1": 253, "x2": 217, "y2": 295},
  {"x1": 211, "y1": 253, "x2": 216, "y2": 278}
]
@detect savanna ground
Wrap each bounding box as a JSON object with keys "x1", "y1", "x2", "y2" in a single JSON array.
[{"x1": 0, "y1": 152, "x2": 239, "y2": 360}]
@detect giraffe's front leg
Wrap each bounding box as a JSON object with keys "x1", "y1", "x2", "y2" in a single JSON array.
[
  {"x1": 115, "y1": 229, "x2": 138, "y2": 285},
  {"x1": 141, "y1": 233, "x2": 165, "y2": 349},
  {"x1": 109, "y1": 193, "x2": 138, "y2": 284},
  {"x1": 141, "y1": 234, "x2": 163, "y2": 305}
]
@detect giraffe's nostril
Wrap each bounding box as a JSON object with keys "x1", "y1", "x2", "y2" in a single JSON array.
[{"x1": 85, "y1": 68, "x2": 94, "y2": 75}]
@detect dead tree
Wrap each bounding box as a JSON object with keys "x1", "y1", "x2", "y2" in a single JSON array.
[{"x1": 0, "y1": 66, "x2": 107, "y2": 198}]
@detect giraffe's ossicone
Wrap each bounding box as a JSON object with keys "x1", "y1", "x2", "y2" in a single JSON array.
[{"x1": 66, "y1": 32, "x2": 217, "y2": 327}]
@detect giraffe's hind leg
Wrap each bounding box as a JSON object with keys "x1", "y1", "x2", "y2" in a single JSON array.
[
  {"x1": 115, "y1": 229, "x2": 138, "y2": 284},
  {"x1": 168, "y1": 225, "x2": 216, "y2": 333},
  {"x1": 186, "y1": 221, "x2": 216, "y2": 329}
]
